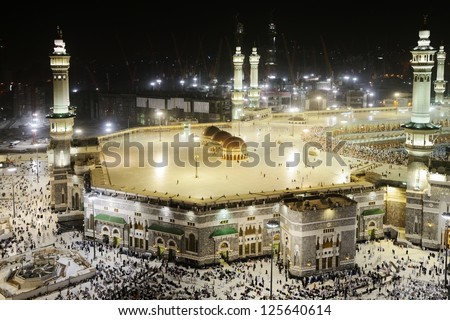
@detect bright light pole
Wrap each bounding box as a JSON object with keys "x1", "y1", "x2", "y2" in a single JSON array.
[
  {"x1": 266, "y1": 220, "x2": 280, "y2": 300},
  {"x1": 443, "y1": 212, "x2": 450, "y2": 299},
  {"x1": 31, "y1": 128, "x2": 37, "y2": 146},
  {"x1": 35, "y1": 144, "x2": 39, "y2": 184},
  {"x1": 12, "y1": 181, "x2": 18, "y2": 218},
  {"x1": 316, "y1": 96, "x2": 322, "y2": 119},
  {"x1": 156, "y1": 110, "x2": 163, "y2": 142},
  {"x1": 7, "y1": 168, "x2": 18, "y2": 218},
  {"x1": 89, "y1": 193, "x2": 98, "y2": 260},
  {"x1": 195, "y1": 154, "x2": 199, "y2": 178}
]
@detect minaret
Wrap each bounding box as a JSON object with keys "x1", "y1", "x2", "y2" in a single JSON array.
[
  {"x1": 402, "y1": 18, "x2": 441, "y2": 247},
  {"x1": 434, "y1": 45, "x2": 447, "y2": 104},
  {"x1": 231, "y1": 46, "x2": 245, "y2": 120},
  {"x1": 248, "y1": 47, "x2": 260, "y2": 108},
  {"x1": 47, "y1": 26, "x2": 75, "y2": 211},
  {"x1": 235, "y1": 20, "x2": 244, "y2": 48},
  {"x1": 265, "y1": 21, "x2": 277, "y2": 79}
]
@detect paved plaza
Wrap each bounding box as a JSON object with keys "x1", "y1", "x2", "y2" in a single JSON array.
[{"x1": 102, "y1": 109, "x2": 415, "y2": 199}]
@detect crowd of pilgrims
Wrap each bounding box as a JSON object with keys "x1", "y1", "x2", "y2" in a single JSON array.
[
  {"x1": 302, "y1": 126, "x2": 449, "y2": 166},
  {"x1": 43, "y1": 237, "x2": 447, "y2": 300},
  {"x1": 0, "y1": 155, "x2": 53, "y2": 260}
]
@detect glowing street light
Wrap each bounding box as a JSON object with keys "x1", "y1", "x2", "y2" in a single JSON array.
[
  {"x1": 89, "y1": 192, "x2": 99, "y2": 260},
  {"x1": 443, "y1": 212, "x2": 450, "y2": 299},
  {"x1": 194, "y1": 154, "x2": 199, "y2": 178},
  {"x1": 31, "y1": 128, "x2": 37, "y2": 145},
  {"x1": 156, "y1": 110, "x2": 163, "y2": 141},
  {"x1": 266, "y1": 220, "x2": 280, "y2": 300}
]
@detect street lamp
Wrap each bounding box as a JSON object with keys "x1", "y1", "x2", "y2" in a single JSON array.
[
  {"x1": 213, "y1": 237, "x2": 216, "y2": 265},
  {"x1": 89, "y1": 192, "x2": 99, "y2": 260},
  {"x1": 34, "y1": 144, "x2": 39, "y2": 184},
  {"x1": 31, "y1": 128, "x2": 37, "y2": 145},
  {"x1": 284, "y1": 236, "x2": 289, "y2": 279},
  {"x1": 266, "y1": 219, "x2": 280, "y2": 300},
  {"x1": 8, "y1": 168, "x2": 18, "y2": 218},
  {"x1": 195, "y1": 154, "x2": 199, "y2": 178},
  {"x1": 12, "y1": 181, "x2": 18, "y2": 218},
  {"x1": 316, "y1": 96, "x2": 322, "y2": 119},
  {"x1": 156, "y1": 110, "x2": 163, "y2": 142},
  {"x1": 443, "y1": 212, "x2": 450, "y2": 299}
]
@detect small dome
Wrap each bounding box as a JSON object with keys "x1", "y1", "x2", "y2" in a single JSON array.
[
  {"x1": 223, "y1": 136, "x2": 245, "y2": 149},
  {"x1": 211, "y1": 130, "x2": 232, "y2": 144},
  {"x1": 203, "y1": 126, "x2": 221, "y2": 137}
]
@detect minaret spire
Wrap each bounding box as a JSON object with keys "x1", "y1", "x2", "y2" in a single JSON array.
[
  {"x1": 403, "y1": 19, "x2": 441, "y2": 247},
  {"x1": 248, "y1": 47, "x2": 261, "y2": 108},
  {"x1": 231, "y1": 46, "x2": 245, "y2": 120},
  {"x1": 47, "y1": 26, "x2": 75, "y2": 211},
  {"x1": 56, "y1": 26, "x2": 63, "y2": 39},
  {"x1": 434, "y1": 44, "x2": 447, "y2": 104}
]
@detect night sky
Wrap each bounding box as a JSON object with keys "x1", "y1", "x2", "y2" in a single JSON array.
[{"x1": 1, "y1": 5, "x2": 448, "y2": 84}]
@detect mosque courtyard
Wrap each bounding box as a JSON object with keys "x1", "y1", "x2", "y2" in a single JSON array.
[{"x1": 101, "y1": 108, "x2": 417, "y2": 200}]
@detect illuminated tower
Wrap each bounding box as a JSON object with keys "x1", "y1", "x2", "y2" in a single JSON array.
[
  {"x1": 47, "y1": 27, "x2": 75, "y2": 211},
  {"x1": 434, "y1": 45, "x2": 447, "y2": 104},
  {"x1": 265, "y1": 21, "x2": 277, "y2": 79},
  {"x1": 402, "y1": 19, "x2": 441, "y2": 246},
  {"x1": 235, "y1": 21, "x2": 244, "y2": 48},
  {"x1": 231, "y1": 46, "x2": 245, "y2": 120},
  {"x1": 248, "y1": 47, "x2": 260, "y2": 108}
]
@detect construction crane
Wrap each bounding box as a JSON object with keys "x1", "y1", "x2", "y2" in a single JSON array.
[
  {"x1": 84, "y1": 64, "x2": 99, "y2": 90},
  {"x1": 116, "y1": 36, "x2": 135, "y2": 89},
  {"x1": 209, "y1": 39, "x2": 223, "y2": 82},
  {"x1": 195, "y1": 36, "x2": 208, "y2": 84},
  {"x1": 282, "y1": 33, "x2": 295, "y2": 84},
  {"x1": 171, "y1": 33, "x2": 185, "y2": 79},
  {"x1": 320, "y1": 35, "x2": 334, "y2": 79}
]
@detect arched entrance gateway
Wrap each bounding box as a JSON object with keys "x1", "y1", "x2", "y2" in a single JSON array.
[
  {"x1": 167, "y1": 240, "x2": 178, "y2": 262},
  {"x1": 218, "y1": 242, "x2": 230, "y2": 262},
  {"x1": 155, "y1": 238, "x2": 165, "y2": 257},
  {"x1": 112, "y1": 228, "x2": 121, "y2": 247},
  {"x1": 101, "y1": 226, "x2": 109, "y2": 244}
]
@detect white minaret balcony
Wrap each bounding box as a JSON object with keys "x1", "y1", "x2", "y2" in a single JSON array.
[
  {"x1": 434, "y1": 45, "x2": 447, "y2": 104},
  {"x1": 408, "y1": 25, "x2": 436, "y2": 124},
  {"x1": 233, "y1": 47, "x2": 245, "y2": 92}
]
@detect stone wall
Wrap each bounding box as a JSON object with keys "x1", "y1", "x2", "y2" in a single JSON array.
[{"x1": 386, "y1": 200, "x2": 405, "y2": 227}]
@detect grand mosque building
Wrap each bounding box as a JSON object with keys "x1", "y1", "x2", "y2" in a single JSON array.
[{"x1": 47, "y1": 21, "x2": 450, "y2": 277}]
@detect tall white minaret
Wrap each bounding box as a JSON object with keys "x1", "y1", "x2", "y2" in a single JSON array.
[
  {"x1": 403, "y1": 18, "x2": 441, "y2": 247},
  {"x1": 248, "y1": 47, "x2": 260, "y2": 108},
  {"x1": 231, "y1": 46, "x2": 245, "y2": 120},
  {"x1": 47, "y1": 26, "x2": 75, "y2": 211},
  {"x1": 434, "y1": 45, "x2": 447, "y2": 104}
]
